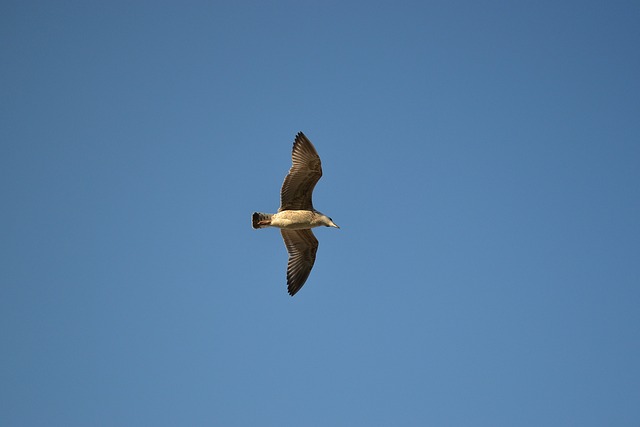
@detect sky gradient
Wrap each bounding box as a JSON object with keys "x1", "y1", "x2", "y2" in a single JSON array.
[{"x1": 2, "y1": 1, "x2": 640, "y2": 426}]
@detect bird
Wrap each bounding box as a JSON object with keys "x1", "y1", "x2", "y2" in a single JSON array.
[{"x1": 252, "y1": 132, "x2": 339, "y2": 296}]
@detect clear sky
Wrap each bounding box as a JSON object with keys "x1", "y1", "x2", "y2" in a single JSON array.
[{"x1": 2, "y1": 1, "x2": 639, "y2": 426}]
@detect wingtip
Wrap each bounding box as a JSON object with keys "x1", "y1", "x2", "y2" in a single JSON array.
[
  {"x1": 294, "y1": 131, "x2": 310, "y2": 144},
  {"x1": 287, "y1": 279, "x2": 302, "y2": 296}
]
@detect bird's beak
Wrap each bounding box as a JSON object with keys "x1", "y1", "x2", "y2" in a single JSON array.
[{"x1": 331, "y1": 222, "x2": 340, "y2": 229}]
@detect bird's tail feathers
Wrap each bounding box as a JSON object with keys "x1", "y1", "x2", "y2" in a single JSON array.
[{"x1": 252, "y1": 212, "x2": 273, "y2": 229}]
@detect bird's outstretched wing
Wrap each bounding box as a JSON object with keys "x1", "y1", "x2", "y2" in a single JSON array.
[
  {"x1": 279, "y1": 132, "x2": 322, "y2": 211},
  {"x1": 280, "y1": 229, "x2": 318, "y2": 296}
]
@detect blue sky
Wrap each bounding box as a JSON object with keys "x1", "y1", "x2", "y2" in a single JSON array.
[{"x1": 2, "y1": 1, "x2": 639, "y2": 425}]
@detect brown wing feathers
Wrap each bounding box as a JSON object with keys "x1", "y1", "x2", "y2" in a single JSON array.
[{"x1": 279, "y1": 132, "x2": 323, "y2": 211}]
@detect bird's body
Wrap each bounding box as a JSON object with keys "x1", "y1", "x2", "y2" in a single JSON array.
[
  {"x1": 254, "y1": 210, "x2": 333, "y2": 230},
  {"x1": 252, "y1": 132, "x2": 339, "y2": 296}
]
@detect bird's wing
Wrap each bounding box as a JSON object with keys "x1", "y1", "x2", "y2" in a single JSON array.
[
  {"x1": 279, "y1": 132, "x2": 322, "y2": 211},
  {"x1": 280, "y1": 229, "x2": 319, "y2": 296}
]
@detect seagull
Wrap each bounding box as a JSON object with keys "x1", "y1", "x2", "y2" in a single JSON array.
[{"x1": 252, "y1": 132, "x2": 339, "y2": 296}]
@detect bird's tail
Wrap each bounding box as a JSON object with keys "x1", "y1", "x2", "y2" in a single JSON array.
[{"x1": 252, "y1": 212, "x2": 273, "y2": 229}]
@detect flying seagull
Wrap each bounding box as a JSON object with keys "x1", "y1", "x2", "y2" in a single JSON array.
[{"x1": 252, "y1": 132, "x2": 339, "y2": 296}]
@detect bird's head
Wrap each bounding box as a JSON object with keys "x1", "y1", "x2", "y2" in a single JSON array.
[{"x1": 317, "y1": 214, "x2": 339, "y2": 229}]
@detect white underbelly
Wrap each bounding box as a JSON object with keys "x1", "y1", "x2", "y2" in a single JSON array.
[{"x1": 270, "y1": 210, "x2": 317, "y2": 229}]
